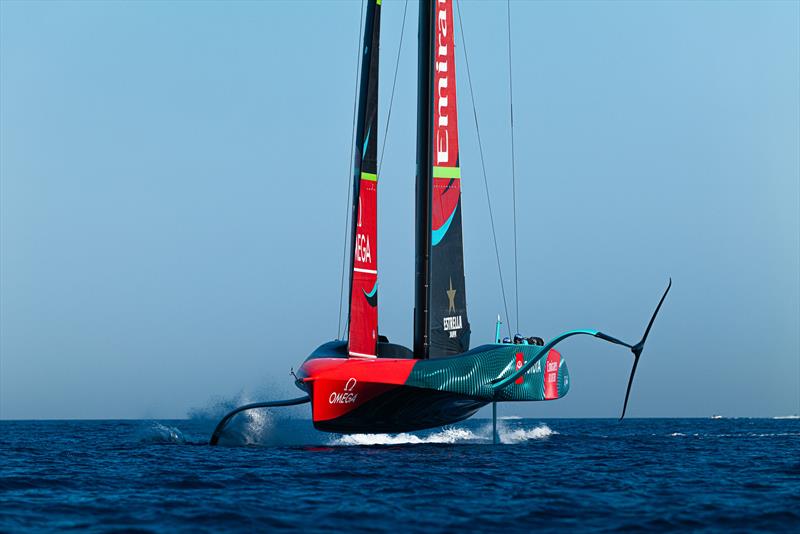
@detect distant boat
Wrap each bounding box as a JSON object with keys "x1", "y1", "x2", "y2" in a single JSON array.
[
  {"x1": 711, "y1": 415, "x2": 723, "y2": 419},
  {"x1": 209, "y1": 0, "x2": 670, "y2": 445}
]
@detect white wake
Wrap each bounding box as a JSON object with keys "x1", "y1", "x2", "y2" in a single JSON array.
[
  {"x1": 499, "y1": 424, "x2": 557, "y2": 443},
  {"x1": 331, "y1": 423, "x2": 556, "y2": 446}
]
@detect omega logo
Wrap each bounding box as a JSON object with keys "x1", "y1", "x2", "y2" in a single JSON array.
[{"x1": 329, "y1": 378, "x2": 359, "y2": 405}]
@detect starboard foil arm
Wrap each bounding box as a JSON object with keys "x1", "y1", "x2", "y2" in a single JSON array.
[
  {"x1": 491, "y1": 279, "x2": 672, "y2": 419},
  {"x1": 209, "y1": 396, "x2": 310, "y2": 446}
]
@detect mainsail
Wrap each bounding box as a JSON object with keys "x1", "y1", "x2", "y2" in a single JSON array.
[
  {"x1": 347, "y1": 0, "x2": 381, "y2": 358},
  {"x1": 415, "y1": 0, "x2": 470, "y2": 358}
]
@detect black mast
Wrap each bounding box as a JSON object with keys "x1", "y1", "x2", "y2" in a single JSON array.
[{"x1": 414, "y1": 0, "x2": 434, "y2": 359}]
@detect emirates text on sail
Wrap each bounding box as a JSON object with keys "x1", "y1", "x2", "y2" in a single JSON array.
[{"x1": 435, "y1": 0, "x2": 450, "y2": 165}]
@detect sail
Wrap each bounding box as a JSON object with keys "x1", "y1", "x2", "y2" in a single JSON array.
[
  {"x1": 347, "y1": 0, "x2": 381, "y2": 358},
  {"x1": 427, "y1": 0, "x2": 470, "y2": 357}
]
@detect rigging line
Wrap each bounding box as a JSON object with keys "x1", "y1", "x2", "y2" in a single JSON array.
[
  {"x1": 338, "y1": 0, "x2": 367, "y2": 340},
  {"x1": 455, "y1": 0, "x2": 511, "y2": 338},
  {"x1": 378, "y1": 0, "x2": 409, "y2": 175},
  {"x1": 507, "y1": 0, "x2": 520, "y2": 336}
]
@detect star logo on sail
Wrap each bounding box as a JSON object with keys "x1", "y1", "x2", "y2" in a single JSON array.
[
  {"x1": 443, "y1": 277, "x2": 463, "y2": 338},
  {"x1": 447, "y1": 277, "x2": 456, "y2": 312}
]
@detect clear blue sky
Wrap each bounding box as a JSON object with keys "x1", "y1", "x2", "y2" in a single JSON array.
[{"x1": 1, "y1": 0, "x2": 798, "y2": 419}]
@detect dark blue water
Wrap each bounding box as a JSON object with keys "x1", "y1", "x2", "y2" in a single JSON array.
[{"x1": 1, "y1": 417, "x2": 798, "y2": 532}]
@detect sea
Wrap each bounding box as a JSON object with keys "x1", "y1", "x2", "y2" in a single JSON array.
[{"x1": 1, "y1": 416, "x2": 798, "y2": 532}]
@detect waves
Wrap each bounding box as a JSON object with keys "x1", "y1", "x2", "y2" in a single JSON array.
[
  {"x1": 2, "y1": 418, "x2": 799, "y2": 532},
  {"x1": 135, "y1": 411, "x2": 798, "y2": 449},
  {"x1": 669, "y1": 431, "x2": 800, "y2": 438}
]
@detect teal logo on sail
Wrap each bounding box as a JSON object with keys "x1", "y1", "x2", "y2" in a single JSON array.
[
  {"x1": 363, "y1": 126, "x2": 371, "y2": 155},
  {"x1": 362, "y1": 280, "x2": 378, "y2": 307},
  {"x1": 431, "y1": 207, "x2": 456, "y2": 246}
]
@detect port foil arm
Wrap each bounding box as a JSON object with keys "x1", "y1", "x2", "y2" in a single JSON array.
[{"x1": 209, "y1": 396, "x2": 310, "y2": 446}]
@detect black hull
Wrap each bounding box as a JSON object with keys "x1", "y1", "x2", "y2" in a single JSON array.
[{"x1": 313, "y1": 386, "x2": 488, "y2": 434}]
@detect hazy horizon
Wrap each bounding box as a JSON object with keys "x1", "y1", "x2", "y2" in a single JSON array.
[{"x1": 2, "y1": 0, "x2": 798, "y2": 420}]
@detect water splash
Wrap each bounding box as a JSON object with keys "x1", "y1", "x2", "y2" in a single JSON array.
[
  {"x1": 332, "y1": 427, "x2": 480, "y2": 446},
  {"x1": 235, "y1": 406, "x2": 275, "y2": 446},
  {"x1": 188, "y1": 393, "x2": 277, "y2": 446},
  {"x1": 498, "y1": 424, "x2": 557, "y2": 444},
  {"x1": 331, "y1": 423, "x2": 556, "y2": 446},
  {"x1": 138, "y1": 423, "x2": 187, "y2": 444}
]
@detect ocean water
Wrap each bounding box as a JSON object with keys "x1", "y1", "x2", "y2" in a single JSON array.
[{"x1": 1, "y1": 417, "x2": 798, "y2": 532}]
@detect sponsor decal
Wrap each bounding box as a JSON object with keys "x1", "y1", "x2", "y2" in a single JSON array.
[
  {"x1": 329, "y1": 378, "x2": 359, "y2": 405},
  {"x1": 355, "y1": 205, "x2": 372, "y2": 264},
  {"x1": 303, "y1": 359, "x2": 417, "y2": 423},
  {"x1": 355, "y1": 233, "x2": 372, "y2": 263},
  {"x1": 348, "y1": 161, "x2": 377, "y2": 357},
  {"x1": 430, "y1": 1, "x2": 461, "y2": 245},
  {"x1": 544, "y1": 350, "x2": 562, "y2": 399},
  {"x1": 446, "y1": 277, "x2": 457, "y2": 312},
  {"x1": 546, "y1": 360, "x2": 558, "y2": 380},
  {"x1": 443, "y1": 315, "x2": 463, "y2": 338},
  {"x1": 513, "y1": 354, "x2": 541, "y2": 384},
  {"x1": 443, "y1": 277, "x2": 462, "y2": 338},
  {"x1": 435, "y1": 0, "x2": 450, "y2": 165}
]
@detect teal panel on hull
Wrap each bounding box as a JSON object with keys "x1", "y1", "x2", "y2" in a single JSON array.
[{"x1": 406, "y1": 344, "x2": 569, "y2": 402}]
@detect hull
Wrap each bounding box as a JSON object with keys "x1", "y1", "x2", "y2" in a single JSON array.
[
  {"x1": 296, "y1": 340, "x2": 570, "y2": 433},
  {"x1": 313, "y1": 387, "x2": 486, "y2": 433}
]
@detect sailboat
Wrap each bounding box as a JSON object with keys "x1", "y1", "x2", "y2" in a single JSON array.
[{"x1": 210, "y1": 0, "x2": 670, "y2": 445}]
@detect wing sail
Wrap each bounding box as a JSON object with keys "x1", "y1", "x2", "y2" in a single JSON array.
[
  {"x1": 427, "y1": 0, "x2": 470, "y2": 357},
  {"x1": 348, "y1": 0, "x2": 381, "y2": 358}
]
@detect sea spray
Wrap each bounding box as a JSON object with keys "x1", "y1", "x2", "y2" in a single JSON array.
[
  {"x1": 478, "y1": 419, "x2": 557, "y2": 444},
  {"x1": 331, "y1": 421, "x2": 556, "y2": 446},
  {"x1": 187, "y1": 392, "x2": 277, "y2": 446},
  {"x1": 498, "y1": 423, "x2": 557, "y2": 444},
  {"x1": 332, "y1": 427, "x2": 480, "y2": 446},
  {"x1": 186, "y1": 388, "x2": 319, "y2": 446},
  {"x1": 137, "y1": 422, "x2": 187, "y2": 444}
]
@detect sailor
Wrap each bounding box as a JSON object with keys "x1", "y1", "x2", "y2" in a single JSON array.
[
  {"x1": 502, "y1": 336, "x2": 512, "y2": 344},
  {"x1": 527, "y1": 336, "x2": 544, "y2": 346},
  {"x1": 513, "y1": 334, "x2": 527, "y2": 345}
]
